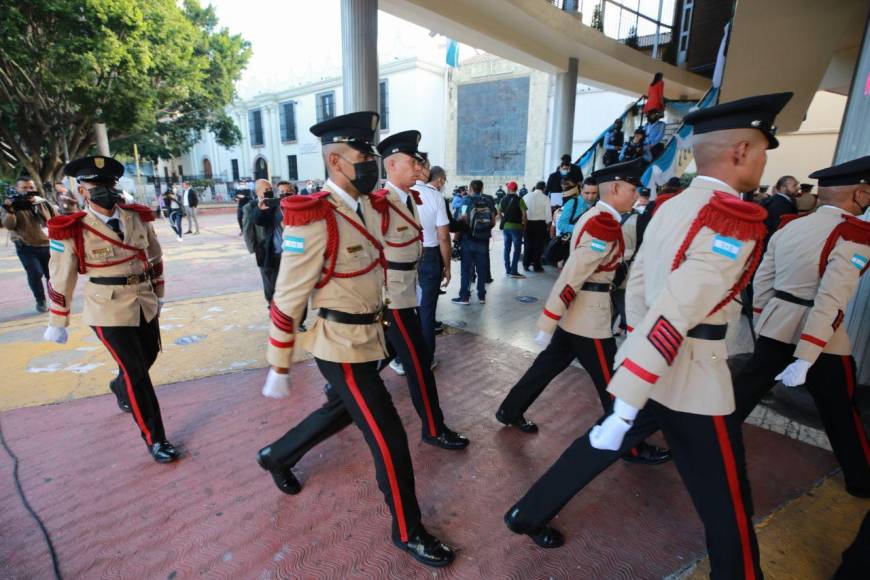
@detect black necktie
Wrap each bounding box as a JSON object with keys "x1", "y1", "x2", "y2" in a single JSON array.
[
  {"x1": 355, "y1": 204, "x2": 365, "y2": 225},
  {"x1": 107, "y1": 218, "x2": 124, "y2": 241},
  {"x1": 405, "y1": 195, "x2": 414, "y2": 213}
]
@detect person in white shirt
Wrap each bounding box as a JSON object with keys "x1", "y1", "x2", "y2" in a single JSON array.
[
  {"x1": 522, "y1": 181, "x2": 553, "y2": 272},
  {"x1": 411, "y1": 161, "x2": 452, "y2": 359},
  {"x1": 181, "y1": 180, "x2": 200, "y2": 234}
]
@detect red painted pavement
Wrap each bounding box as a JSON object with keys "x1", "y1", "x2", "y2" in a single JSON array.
[{"x1": 0, "y1": 333, "x2": 837, "y2": 579}]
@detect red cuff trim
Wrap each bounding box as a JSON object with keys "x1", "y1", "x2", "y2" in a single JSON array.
[
  {"x1": 269, "y1": 337, "x2": 295, "y2": 348},
  {"x1": 154, "y1": 280, "x2": 164, "y2": 287},
  {"x1": 626, "y1": 325, "x2": 634, "y2": 333},
  {"x1": 542, "y1": 308, "x2": 562, "y2": 321},
  {"x1": 800, "y1": 333, "x2": 827, "y2": 348},
  {"x1": 49, "y1": 308, "x2": 69, "y2": 317},
  {"x1": 752, "y1": 307, "x2": 762, "y2": 314},
  {"x1": 622, "y1": 358, "x2": 659, "y2": 384}
]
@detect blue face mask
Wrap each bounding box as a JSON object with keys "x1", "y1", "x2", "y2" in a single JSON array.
[{"x1": 559, "y1": 169, "x2": 569, "y2": 176}]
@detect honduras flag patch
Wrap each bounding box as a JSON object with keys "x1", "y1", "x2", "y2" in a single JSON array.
[
  {"x1": 851, "y1": 254, "x2": 868, "y2": 271},
  {"x1": 712, "y1": 235, "x2": 742, "y2": 260},
  {"x1": 590, "y1": 239, "x2": 607, "y2": 253},
  {"x1": 282, "y1": 236, "x2": 305, "y2": 254},
  {"x1": 49, "y1": 240, "x2": 64, "y2": 253}
]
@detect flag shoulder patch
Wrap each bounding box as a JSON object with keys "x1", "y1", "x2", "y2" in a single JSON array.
[
  {"x1": 49, "y1": 240, "x2": 65, "y2": 253},
  {"x1": 850, "y1": 254, "x2": 867, "y2": 271},
  {"x1": 711, "y1": 235, "x2": 742, "y2": 260},
  {"x1": 282, "y1": 236, "x2": 305, "y2": 254}
]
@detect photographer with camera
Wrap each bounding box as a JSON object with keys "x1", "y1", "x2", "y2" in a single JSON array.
[{"x1": 2, "y1": 176, "x2": 58, "y2": 312}]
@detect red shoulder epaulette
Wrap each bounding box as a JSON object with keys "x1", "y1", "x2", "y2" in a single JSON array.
[
  {"x1": 368, "y1": 188, "x2": 390, "y2": 214},
  {"x1": 281, "y1": 191, "x2": 332, "y2": 226},
  {"x1": 47, "y1": 212, "x2": 86, "y2": 240},
  {"x1": 583, "y1": 212, "x2": 622, "y2": 242},
  {"x1": 777, "y1": 213, "x2": 803, "y2": 231},
  {"x1": 819, "y1": 214, "x2": 870, "y2": 277},
  {"x1": 118, "y1": 203, "x2": 156, "y2": 223},
  {"x1": 651, "y1": 192, "x2": 678, "y2": 215}
]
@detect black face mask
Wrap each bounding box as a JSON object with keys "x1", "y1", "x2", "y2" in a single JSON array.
[
  {"x1": 87, "y1": 184, "x2": 122, "y2": 210},
  {"x1": 340, "y1": 156, "x2": 380, "y2": 194},
  {"x1": 263, "y1": 189, "x2": 275, "y2": 198}
]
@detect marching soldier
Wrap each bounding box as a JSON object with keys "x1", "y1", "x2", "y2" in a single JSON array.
[
  {"x1": 254, "y1": 112, "x2": 455, "y2": 568},
  {"x1": 372, "y1": 130, "x2": 468, "y2": 450},
  {"x1": 495, "y1": 158, "x2": 670, "y2": 465},
  {"x1": 503, "y1": 93, "x2": 792, "y2": 580},
  {"x1": 735, "y1": 155, "x2": 870, "y2": 498},
  {"x1": 42, "y1": 156, "x2": 178, "y2": 463}
]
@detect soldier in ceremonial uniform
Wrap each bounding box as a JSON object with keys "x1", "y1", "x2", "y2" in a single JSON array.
[
  {"x1": 254, "y1": 112, "x2": 454, "y2": 568},
  {"x1": 503, "y1": 93, "x2": 792, "y2": 579},
  {"x1": 495, "y1": 158, "x2": 670, "y2": 465},
  {"x1": 371, "y1": 130, "x2": 468, "y2": 450},
  {"x1": 734, "y1": 155, "x2": 870, "y2": 498},
  {"x1": 42, "y1": 156, "x2": 178, "y2": 463}
]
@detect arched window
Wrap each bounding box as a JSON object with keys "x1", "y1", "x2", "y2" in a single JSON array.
[
  {"x1": 202, "y1": 158, "x2": 213, "y2": 179},
  {"x1": 253, "y1": 156, "x2": 269, "y2": 180}
]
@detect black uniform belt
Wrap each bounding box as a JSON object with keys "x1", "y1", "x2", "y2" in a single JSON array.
[
  {"x1": 386, "y1": 261, "x2": 417, "y2": 271},
  {"x1": 581, "y1": 282, "x2": 611, "y2": 292},
  {"x1": 422, "y1": 246, "x2": 440, "y2": 252},
  {"x1": 89, "y1": 273, "x2": 150, "y2": 286},
  {"x1": 318, "y1": 308, "x2": 381, "y2": 325},
  {"x1": 687, "y1": 324, "x2": 728, "y2": 340},
  {"x1": 774, "y1": 290, "x2": 814, "y2": 307}
]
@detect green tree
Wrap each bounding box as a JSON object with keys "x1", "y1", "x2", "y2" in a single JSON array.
[{"x1": 0, "y1": 0, "x2": 251, "y2": 193}]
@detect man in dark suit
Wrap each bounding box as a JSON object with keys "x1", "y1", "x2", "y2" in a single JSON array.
[
  {"x1": 762, "y1": 174, "x2": 799, "y2": 247},
  {"x1": 248, "y1": 179, "x2": 285, "y2": 306},
  {"x1": 182, "y1": 180, "x2": 199, "y2": 234}
]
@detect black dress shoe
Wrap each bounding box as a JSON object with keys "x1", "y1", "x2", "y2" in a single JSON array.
[
  {"x1": 495, "y1": 409, "x2": 539, "y2": 433},
  {"x1": 393, "y1": 529, "x2": 455, "y2": 568},
  {"x1": 109, "y1": 380, "x2": 132, "y2": 413},
  {"x1": 257, "y1": 446, "x2": 302, "y2": 495},
  {"x1": 422, "y1": 428, "x2": 469, "y2": 450},
  {"x1": 150, "y1": 441, "x2": 180, "y2": 463},
  {"x1": 504, "y1": 506, "x2": 564, "y2": 549},
  {"x1": 622, "y1": 441, "x2": 672, "y2": 465}
]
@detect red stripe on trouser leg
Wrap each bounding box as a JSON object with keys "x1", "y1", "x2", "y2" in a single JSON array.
[
  {"x1": 842, "y1": 357, "x2": 870, "y2": 465},
  {"x1": 392, "y1": 310, "x2": 438, "y2": 437},
  {"x1": 712, "y1": 416, "x2": 756, "y2": 580},
  {"x1": 95, "y1": 327, "x2": 153, "y2": 446},
  {"x1": 341, "y1": 363, "x2": 409, "y2": 542},
  {"x1": 593, "y1": 339, "x2": 612, "y2": 383}
]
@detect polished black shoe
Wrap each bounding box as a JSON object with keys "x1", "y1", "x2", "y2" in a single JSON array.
[
  {"x1": 622, "y1": 441, "x2": 672, "y2": 465},
  {"x1": 109, "y1": 380, "x2": 132, "y2": 413},
  {"x1": 504, "y1": 506, "x2": 564, "y2": 549},
  {"x1": 422, "y1": 428, "x2": 469, "y2": 450},
  {"x1": 150, "y1": 441, "x2": 180, "y2": 463},
  {"x1": 393, "y1": 529, "x2": 455, "y2": 568},
  {"x1": 257, "y1": 446, "x2": 302, "y2": 495},
  {"x1": 495, "y1": 409, "x2": 539, "y2": 434}
]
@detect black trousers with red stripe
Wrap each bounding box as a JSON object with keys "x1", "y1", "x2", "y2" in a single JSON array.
[
  {"x1": 315, "y1": 359, "x2": 423, "y2": 543},
  {"x1": 512, "y1": 401, "x2": 763, "y2": 579},
  {"x1": 92, "y1": 311, "x2": 166, "y2": 446},
  {"x1": 497, "y1": 327, "x2": 616, "y2": 421},
  {"x1": 734, "y1": 336, "x2": 870, "y2": 494},
  {"x1": 384, "y1": 307, "x2": 446, "y2": 439}
]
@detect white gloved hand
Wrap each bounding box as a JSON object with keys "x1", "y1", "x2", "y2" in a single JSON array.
[
  {"x1": 775, "y1": 359, "x2": 812, "y2": 387},
  {"x1": 589, "y1": 398, "x2": 639, "y2": 451},
  {"x1": 533, "y1": 330, "x2": 553, "y2": 347},
  {"x1": 43, "y1": 326, "x2": 68, "y2": 344},
  {"x1": 262, "y1": 368, "x2": 291, "y2": 399}
]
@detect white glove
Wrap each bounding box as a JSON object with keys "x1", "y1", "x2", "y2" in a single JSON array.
[
  {"x1": 533, "y1": 330, "x2": 553, "y2": 347},
  {"x1": 589, "y1": 398, "x2": 639, "y2": 451},
  {"x1": 43, "y1": 326, "x2": 68, "y2": 344},
  {"x1": 775, "y1": 359, "x2": 812, "y2": 387},
  {"x1": 262, "y1": 368, "x2": 291, "y2": 399}
]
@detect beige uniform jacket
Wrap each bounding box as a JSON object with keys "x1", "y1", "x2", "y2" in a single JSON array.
[
  {"x1": 2, "y1": 198, "x2": 57, "y2": 246},
  {"x1": 377, "y1": 183, "x2": 423, "y2": 310},
  {"x1": 47, "y1": 206, "x2": 165, "y2": 328},
  {"x1": 754, "y1": 205, "x2": 869, "y2": 363},
  {"x1": 267, "y1": 184, "x2": 388, "y2": 368},
  {"x1": 538, "y1": 205, "x2": 623, "y2": 339},
  {"x1": 609, "y1": 177, "x2": 762, "y2": 415}
]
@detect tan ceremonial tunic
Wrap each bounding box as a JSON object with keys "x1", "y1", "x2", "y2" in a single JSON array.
[
  {"x1": 538, "y1": 204, "x2": 622, "y2": 339},
  {"x1": 609, "y1": 177, "x2": 758, "y2": 415},
  {"x1": 48, "y1": 207, "x2": 164, "y2": 328},
  {"x1": 754, "y1": 205, "x2": 869, "y2": 363},
  {"x1": 267, "y1": 183, "x2": 388, "y2": 368},
  {"x1": 381, "y1": 182, "x2": 423, "y2": 310}
]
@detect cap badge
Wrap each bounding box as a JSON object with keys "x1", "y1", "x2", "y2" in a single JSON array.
[{"x1": 95, "y1": 157, "x2": 105, "y2": 169}]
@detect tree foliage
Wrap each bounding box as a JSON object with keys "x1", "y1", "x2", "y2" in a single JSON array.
[{"x1": 0, "y1": 0, "x2": 251, "y2": 192}]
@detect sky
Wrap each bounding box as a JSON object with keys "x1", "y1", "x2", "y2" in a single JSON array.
[{"x1": 205, "y1": 0, "x2": 467, "y2": 100}]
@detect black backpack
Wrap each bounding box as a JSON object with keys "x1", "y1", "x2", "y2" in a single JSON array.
[
  {"x1": 499, "y1": 195, "x2": 522, "y2": 229},
  {"x1": 467, "y1": 197, "x2": 494, "y2": 240}
]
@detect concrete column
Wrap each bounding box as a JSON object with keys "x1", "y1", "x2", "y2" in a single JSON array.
[
  {"x1": 548, "y1": 57, "x2": 578, "y2": 168},
  {"x1": 341, "y1": 0, "x2": 379, "y2": 115}
]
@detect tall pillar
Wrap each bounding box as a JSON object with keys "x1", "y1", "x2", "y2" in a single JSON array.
[
  {"x1": 838, "y1": 10, "x2": 870, "y2": 384},
  {"x1": 549, "y1": 57, "x2": 578, "y2": 168},
  {"x1": 341, "y1": 0, "x2": 379, "y2": 115}
]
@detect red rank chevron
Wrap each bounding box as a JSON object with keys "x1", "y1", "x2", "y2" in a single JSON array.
[
  {"x1": 559, "y1": 284, "x2": 576, "y2": 308},
  {"x1": 647, "y1": 315, "x2": 682, "y2": 366},
  {"x1": 270, "y1": 303, "x2": 294, "y2": 334}
]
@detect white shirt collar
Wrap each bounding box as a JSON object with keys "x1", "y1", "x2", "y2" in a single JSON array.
[
  {"x1": 326, "y1": 179, "x2": 359, "y2": 212},
  {"x1": 596, "y1": 200, "x2": 621, "y2": 220},
  {"x1": 387, "y1": 181, "x2": 409, "y2": 206},
  {"x1": 696, "y1": 175, "x2": 733, "y2": 191},
  {"x1": 88, "y1": 205, "x2": 120, "y2": 224},
  {"x1": 817, "y1": 204, "x2": 848, "y2": 215}
]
